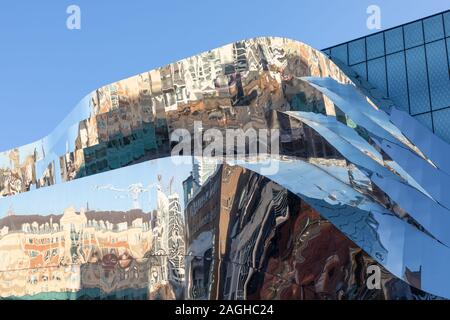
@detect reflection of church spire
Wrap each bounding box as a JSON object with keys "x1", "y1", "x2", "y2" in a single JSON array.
[{"x1": 7, "y1": 205, "x2": 14, "y2": 217}]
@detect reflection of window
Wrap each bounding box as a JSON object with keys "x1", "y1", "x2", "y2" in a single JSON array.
[{"x1": 224, "y1": 276, "x2": 232, "y2": 296}]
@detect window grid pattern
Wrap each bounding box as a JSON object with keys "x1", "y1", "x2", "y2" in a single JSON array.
[{"x1": 323, "y1": 10, "x2": 450, "y2": 143}]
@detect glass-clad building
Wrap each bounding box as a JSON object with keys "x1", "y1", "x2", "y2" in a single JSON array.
[{"x1": 323, "y1": 10, "x2": 450, "y2": 142}]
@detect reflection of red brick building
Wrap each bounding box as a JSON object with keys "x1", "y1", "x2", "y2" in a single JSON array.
[
  {"x1": 184, "y1": 163, "x2": 250, "y2": 300},
  {"x1": 206, "y1": 167, "x2": 421, "y2": 300},
  {"x1": 243, "y1": 198, "x2": 414, "y2": 300},
  {"x1": 253, "y1": 200, "x2": 362, "y2": 300},
  {"x1": 184, "y1": 166, "x2": 222, "y2": 299},
  {"x1": 185, "y1": 169, "x2": 222, "y2": 241}
]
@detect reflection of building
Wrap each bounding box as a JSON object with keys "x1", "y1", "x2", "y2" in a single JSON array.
[
  {"x1": 184, "y1": 162, "x2": 438, "y2": 300},
  {"x1": 184, "y1": 164, "x2": 288, "y2": 300},
  {"x1": 182, "y1": 174, "x2": 195, "y2": 207},
  {"x1": 192, "y1": 156, "x2": 217, "y2": 190},
  {"x1": 148, "y1": 186, "x2": 185, "y2": 299},
  {"x1": 0, "y1": 173, "x2": 186, "y2": 300},
  {"x1": 184, "y1": 165, "x2": 222, "y2": 299},
  {"x1": 1, "y1": 12, "x2": 449, "y2": 196},
  {"x1": 184, "y1": 163, "x2": 247, "y2": 300},
  {"x1": 0, "y1": 36, "x2": 347, "y2": 198},
  {"x1": 0, "y1": 207, "x2": 153, "y2": 298},
  {"x1": 167, "y1": 194, "x2": 185, "y2": 284}
]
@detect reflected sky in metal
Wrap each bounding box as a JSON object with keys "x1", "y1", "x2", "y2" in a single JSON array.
[
  {"x1": 390, "y1": 107, "x2": 450, "y2": 176},
  {"x1": 302, "y1": 77, "x2": 407, "y2": 145},
  {"x1": 286, "y1": 112, "x2": 450, "y2": 245}
]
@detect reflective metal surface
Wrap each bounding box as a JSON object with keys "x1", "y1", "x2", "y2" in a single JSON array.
[{"x1": 1, "y1": 36, "x2": 449, "y2": 300}]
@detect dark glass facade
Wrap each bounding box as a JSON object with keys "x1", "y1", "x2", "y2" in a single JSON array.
[{"x1": 323, "y1": 10, "x2": 450, "y2": 142}]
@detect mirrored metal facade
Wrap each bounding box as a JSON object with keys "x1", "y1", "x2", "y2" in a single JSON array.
[{"x1": 1, "y1": 31, "x2": 450, "y2": 300}]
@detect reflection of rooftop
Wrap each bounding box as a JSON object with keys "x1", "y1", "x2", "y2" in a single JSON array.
[{"x1": 0, "y1": 209, "x2": 153, "y2": 233}]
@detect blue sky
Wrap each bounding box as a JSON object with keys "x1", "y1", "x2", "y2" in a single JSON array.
[{"x1": 0, "y1": 0, "x2": 448, "y2": 151}]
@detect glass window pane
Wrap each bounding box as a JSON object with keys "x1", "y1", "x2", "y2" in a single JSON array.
[
  {"x1": 330, "y1": 44, "x2": 348, "y2": 64},
  {"x1": 351, "y1": 62, "x2": 367, "y2": 80},
  {"x1": 385, "y1": 27, "x2": 404, "y2": 54},
  {"x1": 406, "y1": 46, "x2": 430, "y2": 114},
  {"x1": 433, "y1": 108, "x2": 450, "y2": 143},
  {"x1": 414, "y1": 113, "x2": 433, "y2": 131},
  {"x1": 386, "y1": 52, "x2": 409, "y2": 112},
  {"x1": 348, "y1": 39, "x2": 366, "y2": 65},
  {"x1": 448, "y1": 38, "x2": 450, "y2": 68},
  {"x1": 426, "y1": 40, "x2": 450, "y2": 110},
  {"x1": 404, "y1": 21, "x2": 424, "y2": 49},
  {"x1": 367, "y1": 57, "x2": 387, "y2": 96},
  {"x1": 423, "y1": 15, "x2": 444, "y2": 42},
  {"x1": 444, "y1": 11, "x2": 450, "y2": 37},
  {"x1": 366, "y1": 33, "x2": 385, "y2": 59}
]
